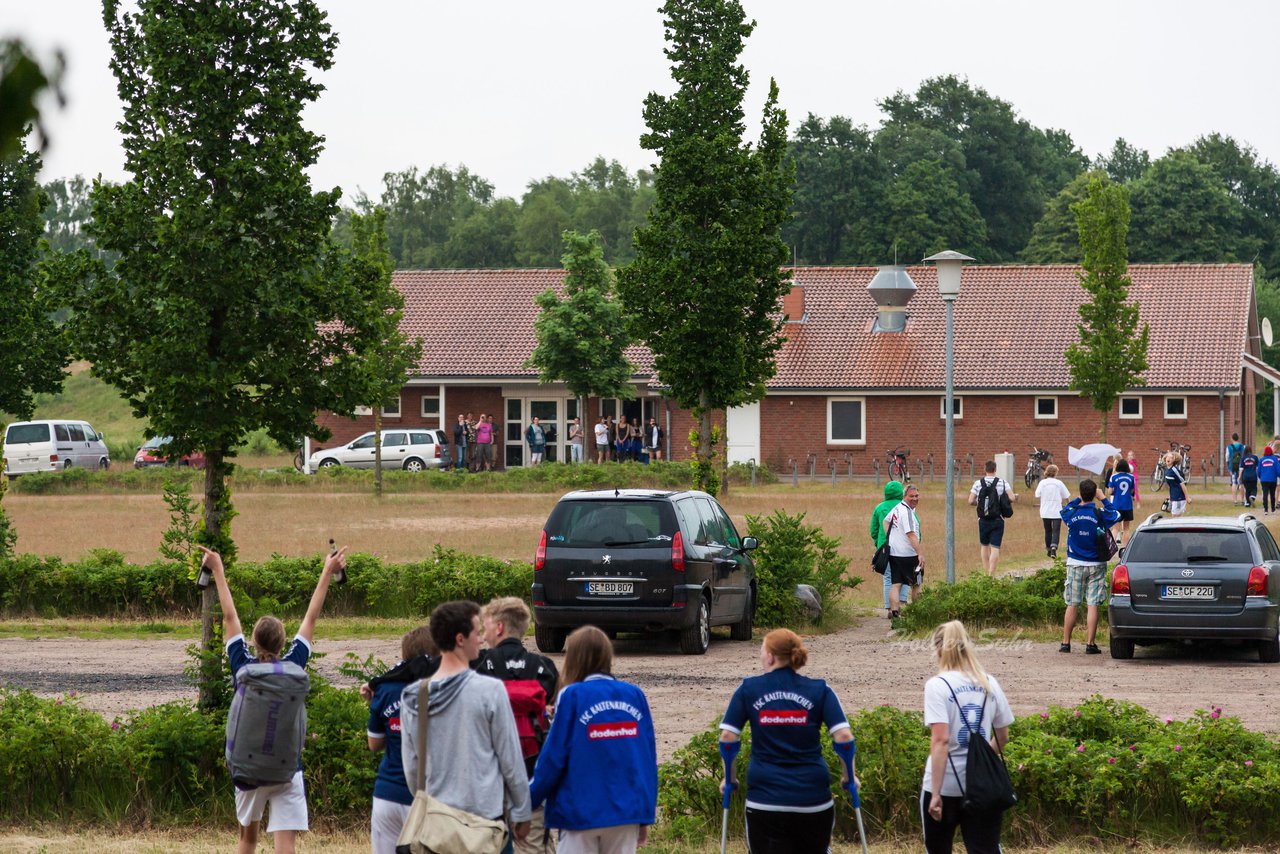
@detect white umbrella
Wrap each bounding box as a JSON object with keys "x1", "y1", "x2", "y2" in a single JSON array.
[{"x1": 1068, "y1": 443, "x2": 1122, "y2": 475}]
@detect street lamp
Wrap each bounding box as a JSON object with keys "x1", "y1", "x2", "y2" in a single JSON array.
[{"x1": 924, "y1": 250, "x2": 974, "y2": 584}]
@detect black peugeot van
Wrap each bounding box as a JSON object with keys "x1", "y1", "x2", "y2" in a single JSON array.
[{"x1": 531, "y1": 489, "x2": 758, "y2": 655}]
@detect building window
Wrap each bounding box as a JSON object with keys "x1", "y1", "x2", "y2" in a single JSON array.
[
  {"x1": 382, "y1": 395, "x2": 401, "y2": 418},
  {"x1": 1164, "y1": 396, "x2": 1187, "y2": 419},
  {"x1": 1034, "y1": 397, "x2": 1057, "y2": 419},
  {"x1": 420, "y1": 394, "x2": 441, "y2": 426},
  {"x1": 1119, "y1": 397, "x2": 1142, "y2": 419},
  {"x1": 827, "y1": 398, "x2": 865, "y2": 445},
  {"x1": 353, "y1": 405, "x2": 373, "y2": 416},
  {"x1": 940, "y1": 396, "x2": 963, "y2": 420}
]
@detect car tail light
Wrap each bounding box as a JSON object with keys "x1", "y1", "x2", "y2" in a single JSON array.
[
  {"x1": 671, "y1": 530, "x2": 685, "y2": 572},
  {"x1": 535, "y1": 531, "x2": 547, "y2": 572},
  {"x1": 1247, "y1": 565, "x2": 1269, "y2": 597},
  {"x1": 1111, "y1": 564, "x2": 1130, "y2": 595},
  {"x1": 432, "y1": 445, "x2": 439, "y2": 459},
  {"x1": 49, "y1": 454, "x2": 58, "y2": 462}
]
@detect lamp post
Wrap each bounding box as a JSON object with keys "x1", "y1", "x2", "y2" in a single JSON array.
[{"x1": 924, "y1": 250, "x2": 973, "y2": 585}]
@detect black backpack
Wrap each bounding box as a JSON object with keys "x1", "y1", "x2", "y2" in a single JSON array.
[
  {"x1": 976, "y1": 477, "x2": 1002, "y2": 520},
  {"x1": 941, "y1": 678, "x2": 1017, "y2": 814}
]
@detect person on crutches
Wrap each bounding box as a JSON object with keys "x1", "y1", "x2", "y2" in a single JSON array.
[{"x1": 718, "y1": 629, "x2": 854, "y2": 854}]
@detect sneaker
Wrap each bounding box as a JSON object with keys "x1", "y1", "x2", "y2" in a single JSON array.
[
  {"x1": 1085, "y1": 644, "x2": 1102, "y2": 655},
  {"x1": 1058, "y1": 643, "x2": 1071, "y2": 653}
]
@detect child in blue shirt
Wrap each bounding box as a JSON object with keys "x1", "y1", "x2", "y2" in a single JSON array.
[{"x1": 1259, "y1": 446, "x2": 1279, "y2": 514}]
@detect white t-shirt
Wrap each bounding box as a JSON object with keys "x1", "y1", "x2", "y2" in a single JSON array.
[
  {"x1": 969, "y1": 476, "x2": 1013, "y2": 498},
  {"x1": 594, "y1": 422, "x2": 608, "y2": 443},
  {"x1": 1035, "y1": 477, "x2": 1072, "y2": 519},
  {"x1": 885, "y1": 502, "x2": 920, "y2": 557},
  {"x1": 922, "y1": 670, "x2": 1014, "y2": 797}
]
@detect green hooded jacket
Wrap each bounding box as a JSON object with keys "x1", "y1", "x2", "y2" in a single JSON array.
[{"x1": 871, "y1": 480, "x2": 904, "y2": 547}]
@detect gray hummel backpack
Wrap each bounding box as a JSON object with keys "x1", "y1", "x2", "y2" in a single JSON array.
[{"x1": 225, "y1": 660, "x2": 310, "y2": 787}]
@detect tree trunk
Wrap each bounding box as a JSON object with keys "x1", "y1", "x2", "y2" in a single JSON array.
[
  {"x1": 719, "y1": 409, "x2": 730, "y2": 497},
  {"x1": 374, "y1": 409, "x2": 383, "y2": 499},
  {"x1": 198, "y1": 449, "x2": 231, "y2": 708},
  {"x1": 1099, "y1": 408, "x2": 1108, "y2": 444}
]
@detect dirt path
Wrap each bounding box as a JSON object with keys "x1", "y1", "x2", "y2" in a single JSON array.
[{"x1": 2, "y1": 617, "x2": 1273, "y2": 761}]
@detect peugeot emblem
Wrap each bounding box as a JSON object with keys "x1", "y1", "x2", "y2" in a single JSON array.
[
  {"x1": 602, "y1": 555, "x2": 612, "y2": 565},
  {"x1": 1181, "y1": 568, "x2": 1194, "y2": 578}
]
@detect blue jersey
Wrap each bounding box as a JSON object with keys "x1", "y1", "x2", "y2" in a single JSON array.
[
  {"x1": 1061, "y1": 498, "x2": 1122, "y2": 563},
  {"x1": 368, "y1": 681, "x2": 414, "y2": 805},
  {"x1": 720, "y1": 667, "x2": 849, "y2": 810},
  {"x1": 1164, "y1": 466, "x2": 1187, "y2": 500},
  {"x1": 1108, "y1": 472, "x2": 1135, "y2": 512},
  {"x1": 1241, "y1": 454, "x2": 1259, "y2": 482},
  {"x1": 226, "y1": 632, "x2": 310, "y2": 677},
  {"x1": 1260, "y1": 455, "x2": 1279, "y2": 484}
]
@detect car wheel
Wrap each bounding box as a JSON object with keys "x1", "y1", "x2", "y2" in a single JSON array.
[
  {"x1": 730, "y1": 589, "x2": 754, "y2": 641},
  {"x1": 318, "y1": 458, "x2": 340, "y2": 469},
  {"x1": 63, "y1": 460, "x2": 73, "y2": 470},
  {"x1": 680, "y1": 596, "x2": 711, "y2": 655},
  {"x1": 1109, "y1": 636, "x2": 1134, "y2": 660},
  {"x1": 98, "y1": 458, "x2": 110, "y2": 471},
  {"x1": 1258, "y1": 628, "x2": 1280, "y2": 663},
  {"x1": 534, "y1": 623, "x2": 566, "y2": 654},
  {"x1": 403, "y1": 457, "x2": 426, "y2": 473}
]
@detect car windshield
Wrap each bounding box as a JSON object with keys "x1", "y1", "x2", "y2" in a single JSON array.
[
  {"x1": 143, "y1": 436, "x2": 173, "y2": 450},
  {"x1": 1126, "y1": 529, "x2": 1254, "y2": 564},
  {"x1": 545, "y1": 500, "x2": 676, "y2": 548},
  {"x1": 6, "y1": 424, "x2": 50, "y2": 444}
]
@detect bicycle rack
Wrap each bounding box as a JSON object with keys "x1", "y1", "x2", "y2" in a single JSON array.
[
  {"x1": 827, "y1": 458, "x2": 837, "y2": 487},
  {"x1": 926, "y1": 453, "x2": 934, "y2": 482},
  {"x1": 1201, "y1": 458, "x2": 1208, "y2": 488},
  {"x1": 917, "y1": 458, "x2": 926, "y2": 481},
  {"x1": 873, "y1": 457, "x2": 882, "y2": 485},
  {"x1": 965, "y1": 453, "x2": 975, "y2": 479},
  {"x1": 789, "y1": 458, "x2": 798, "y2": 487},
  {"x1": 807, "y1": 452, "x2": 818, "y2": 480},
  {"x1": 844, "y1": 453, "x2": 854, "y2": 481}
]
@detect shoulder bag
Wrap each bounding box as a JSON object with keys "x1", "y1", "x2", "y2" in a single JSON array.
[
  {"x1": 872, "y1": 514, "x2": 894, "y2": 575},
  {"x1": 396, "y1": 680, "x2": 508, "y2": 854},
  {"x1": 940, "y1": 678, "x2": 1017, "y2": 814}
]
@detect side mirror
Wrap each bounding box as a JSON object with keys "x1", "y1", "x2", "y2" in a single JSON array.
[{"x1": 742, "y1": 537, "x2": 759, "y2": 551}]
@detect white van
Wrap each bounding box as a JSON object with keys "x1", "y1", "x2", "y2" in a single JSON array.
[{"x1": 2, "y1": 420, "x2": 111, "y2": 477}]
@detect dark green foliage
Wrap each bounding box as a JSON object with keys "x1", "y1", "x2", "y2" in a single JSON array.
[
  {"x1": 744, "y1": 509, "x2": 857, "y2": 626},
  {"x1": 0, "y1": 40, "x2": 63, "y2": 156},
  {"x1": 1066, "y1": 174, "x2": 1151, "y2": 441},
  {"x1": 663, "y1": 698, "x2": 1280, "y2": 848},
  {"x1": 892, "y1": 564, "x2": 1069, "y2": 635},
  {"x1": 1128, "y1": 149, "x2": 1254, "y2": 263},
  {"x1": 0, "y1": 547, "x2": 533, "y2": 619},
  {"x1": 618, "y1": 0, "x2": 793, "y2": 491},
  {"x1": 1096, "y1": 137, "x2": 1151, "y2": 185}
]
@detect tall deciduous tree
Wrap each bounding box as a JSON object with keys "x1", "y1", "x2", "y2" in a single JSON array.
[
  {"x1": 1065, "y1": 175, "x2": 1149, "y2": 441},
  {"x1": 0, "y1": 136, "x2": 70, "y2": 557},
  {"x1": 1128, "y1": 150, "x2": 1251, "y2": 263},
  {"x1": 74, "y1": 0, "x2": 404, "y2": 704},
  {"x1": 525, "y1": 230, "x2": 635, "y2": 427},
  {"x1": 617, "y1": 0, "x2": 792, "y2": 495}
]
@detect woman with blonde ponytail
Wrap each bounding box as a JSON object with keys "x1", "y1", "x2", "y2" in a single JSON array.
[
  {"x1": 718, "y1": 629, "x2": 853, "y2": 854},
  {"x1": 922, "y1": 621, "x2": 1013, "y2": 853}
]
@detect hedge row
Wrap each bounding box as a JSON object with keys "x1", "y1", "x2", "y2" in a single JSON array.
[
  {"x1": 8, "y1": 460, "x2": 776, "y2": 495},
  {"x1": 0, "y1": 546, "x2": 533, "y2": 619},
  {"x1": 893, "y1": 560, "x2": 1077, "y2": 634},
  {"x1": 4, "y1": 689, "x2": 1276, "y2": 847}
]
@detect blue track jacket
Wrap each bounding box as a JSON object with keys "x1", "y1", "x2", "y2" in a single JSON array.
[
  {"x1": 1060, "y1": 498, "x2": 1121, "y2": 563},
  {"x1": 529, "y1": 674, "x2": 657, "y2": 831}
]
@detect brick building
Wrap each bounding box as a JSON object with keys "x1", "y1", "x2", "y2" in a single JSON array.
[{"x1": 310, "y1": 264, "x2": 1267, "y2": 478}]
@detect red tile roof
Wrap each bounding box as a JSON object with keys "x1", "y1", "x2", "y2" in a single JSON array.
[{"x1": 395, "y1": 264, "x2": 1254, "y2": 391}]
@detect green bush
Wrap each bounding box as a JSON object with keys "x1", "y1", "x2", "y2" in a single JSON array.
[
  {"x1": 0, "y1": 547, "x2": 534, "y2": 618},
  {"x1": 660, "y1": 696, "x2": 1280, "y2": 848},
  {"x1": 893, "y1": 561, "x2": 1073, "y2": 635},
  {"x1": 745, "y1": 509, "x2": 858, "y2": 626}
]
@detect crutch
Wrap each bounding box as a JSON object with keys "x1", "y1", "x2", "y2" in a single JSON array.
[
  {"x1": 834, "y1": 738, "x2": 870, "y2": 854},
  {"x1": 718, "y1": 739, "x2": 741, "y2": 854}
]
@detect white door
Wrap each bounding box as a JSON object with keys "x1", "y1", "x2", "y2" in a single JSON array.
[{"x1": 725, "y1": 402, "x2": 761, "y2": 465}]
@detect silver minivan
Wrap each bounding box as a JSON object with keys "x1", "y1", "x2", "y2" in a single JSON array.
[
  {"x1": 2, "y1": 420, "x2": 111, "y2": 476},
  {"x1": 305, "y1": 429, "x2": 448, "y2": 473}
]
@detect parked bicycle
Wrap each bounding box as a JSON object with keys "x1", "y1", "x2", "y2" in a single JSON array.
[
  {"x1": 1025, "y1": 445, "x2": 1053, "y2": 488},
  {"x1": 1151, "y1": 441, "x2": 1192, "y2": 491},
  {"x1": 885, "y1": 446, "x2": 912, "y2": 483}
]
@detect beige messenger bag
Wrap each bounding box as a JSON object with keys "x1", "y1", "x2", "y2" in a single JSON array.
[{"x1": 396, "y1": 679, "x2": 509, "y2": 854}]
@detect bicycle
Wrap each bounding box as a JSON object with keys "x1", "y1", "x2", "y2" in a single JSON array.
[
  {"x1": 1025, "y1": 445, "x2": 1053, "y2": 488},
  {"x1": 885, "y1": 446, "x2": 911, "y2": 483},
  {"x1": 1151, "y1": 441, "x2": 1192, "y2": 491}
]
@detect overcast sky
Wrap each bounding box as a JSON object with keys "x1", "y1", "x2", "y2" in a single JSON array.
[{"x1": 10, "y1": 0, "x2": 1280, "y2": 203}]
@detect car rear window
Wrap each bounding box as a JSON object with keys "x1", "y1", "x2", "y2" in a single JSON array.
[
  {"x1": 6, "y1": 424, "x2": 51, "y2": 445},
  {"x1": 1126, "y1": 530, "x2": 1254, "y2": 564},
  {"x1": 546, "y1": 500, "x2": 676, "y2": 548}
]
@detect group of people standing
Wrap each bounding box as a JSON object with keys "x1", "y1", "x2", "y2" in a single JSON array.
[
  {"x1": 453, "y1": 412, "x2": 498, "y2": 472},
  {"x1": 1227, "y1": 433, "x2": 1280, "y2": 513},
  {"x1": 592, "y1": 415, "x2": 664, "y2": 464}
]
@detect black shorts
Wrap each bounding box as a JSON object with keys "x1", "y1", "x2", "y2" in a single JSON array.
[
  {"x1": 977, "y1": 517, "x2": 1004, "y2": 547},
  {"x1": 1117, "y1": 508, "x2": 1134, "y2": 522},
  {"x1": 889, "y1": 554, "x2": 922, "y2": 586},
  {"x1": 745, "y1": 805, "x2": 835, "y2": 854}
]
